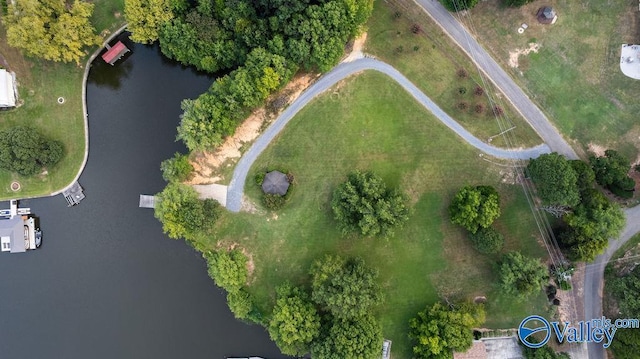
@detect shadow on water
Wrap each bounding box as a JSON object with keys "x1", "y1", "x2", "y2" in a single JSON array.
[{"x1": 0, "y1": 35, "x2": 289, "y2": 359}]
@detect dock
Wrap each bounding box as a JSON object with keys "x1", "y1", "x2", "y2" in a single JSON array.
[
  {"x1": 139, "y1": 195, "x2": 156, "y2": 208},
  {"x1": 63, "y1": 181, "x2": 85, "y2": 206},
  {"x1": 102, "y1": 41, "x2": 130, "y2": 65}
]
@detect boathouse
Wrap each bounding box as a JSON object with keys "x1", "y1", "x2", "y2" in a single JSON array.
[{"x1": 102, "y1": 41, "x2": 130, "y2": 65}]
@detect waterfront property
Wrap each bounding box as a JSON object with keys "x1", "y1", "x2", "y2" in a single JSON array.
[{"x1": 0, "y1": 215, "x2": 40, "y2": 253}]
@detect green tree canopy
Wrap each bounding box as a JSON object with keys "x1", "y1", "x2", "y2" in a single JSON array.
[
  {"x1": 608, "y1": 265, "x2": 640, "y2": 317},
  {"x1": 561, "y1": 189, "x2": 625, "y2": 261},
  {"x1": 609, "y1": 328, "x2": 640, "y2": 359},
  {"x1": 311, "y1": 313, "x2": 383, "y2": 359},
  {"x1": 0, "y1": 126, "x2": 64, "y2": 176},
  {"x1": 154, "y1": 182, "x2": 221, "y2": 239},
  {"x1": 527, "y1": 153, "x2": 580, "y2": 207},
  {"x1": 310, "y1": 255, "x2": 383, "y2": 319},
  {"x1": 268, "y1": 284, "x2": 321, "y2": 356},
  {"x1": 205, "y1": 249, "x2": 248, "y2": 292},
  {"x1": 469, "y1": 226, "x2": 505, "y2": 254},
  {"x1": 226, "y1": 289, "x2": 255, "y2": 321},
  {"x1": 502, "y1": 0, "x2": 534, "y2": 7},
  {"x1": 409, "y1": 302, "x2": 485, "y2": 359},
  {"x1": 498, "y1": 251, "x2": 548, "y2": 298},
  {"x1": 449, "y1": 185, "x2": 500, "y2": 234},
  {"x1": 440, "y1": 0, "x2": 479, "y2": 12},
  {"x1": 331, "y1": 170, "x2": 409, "y2": 237},
  {"x1": 160, "y1": 152, "x2": 193, "y2": 182},
  {"x1": 569, "y1": 160, "x2": 596, "y2": 195},
  {"x1": 4, "y1": 0, "x2": 100, "y2": 64},
  {"x1": 590, "y1": 150, "x2": 635, "y2": 197},
  {"x1": 125, "y1": 0, "x2": 175, "y2": 43}
]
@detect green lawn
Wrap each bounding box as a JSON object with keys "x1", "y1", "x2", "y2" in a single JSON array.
[
  {"x1": 469, "y1": 0, "x2": 640, "y2": 160},
  {"x1": 209, "y1": 72, "x2": 549, "y2": 358},
  {"x1": 365, "y1": 0, "x2": 543, "y2": 149},
  {"x1": 0, "y1": 0, "x2": 124, "y2": 198}
]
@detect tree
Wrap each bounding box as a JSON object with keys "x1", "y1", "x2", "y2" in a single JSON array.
[
  {"x1": 561, "y1": 189, "x2": 625, "y2": 261},
  {"x1": 160, "y1": 152, "x2": 193, "y2": 182},
  {"x1": 268, "y1": 284, "x2": 321, "y2": 356},
  {"x1": 449, "y1": 185, "x2": 500, "y2": 234},
  {"x1": 609, "y1": 328, "x2": 640, "y2": 359},
  {"x1": 331, "y1": 170, "x2": 409, "y2": 237},
  {"x1": 521, "y1": 339, "x2": 571, "y2": 359},
  {"x1": 409, "y1": 302, "x2": 485, "y2": 359},
  {"x1": 205, "y1": 249, "x2": 248, "y2": 292},
  {"x1": 154, "y1": 182, "x2": 221, "y2": 238},
  {"x1": 125, "y1": 0, "x2": 175, "y2": 43},
  {"x1": 0, "y1": 126, "x2": 64, "y2": 176},
  {"x1": 469, "y1": 227, "x2": 504, "y2": 254},
  {"x1": 590, "y1": 150, "x2": 635, "y2": 198},
  {"x1": 527, "y1": 153, "x2": 580, "y2": 207},
  {"x1": 4, "y1": 0, "x2": 101, "y2": 64},
  {"x1": 311, "y1": 313, "x2": 383, "y2": 359},
  {"x1": 439, "y1": 0, "x2": 479, "y2": 12},
  {"x1": 502, "y1": 0, "x2": 534, "y2": 7},
  {"x1": 569, "y1": 160, "x2": 595, "y2": 195},
  {"x1": 498, "y1": 251, "x2": 548, "y2": 298},
  {"x1": 608, "y1": 265, "x2": 640, "y2": 317},
  {"x1": 227, "y1": 289, "x2": 254, "y2": 321},
  {"x1": 310, "y1": 255, "x2": 382, "y2": 319}
]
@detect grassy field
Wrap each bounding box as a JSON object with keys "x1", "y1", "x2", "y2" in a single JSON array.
[
  {"x1": 0, "y1": 0, "x2": 124, "y2": 198},
  {"x1": 208, "y1": 72, "x2": 550, "y2": 358},
  {"x1": 467, "y1": 0, "x2": 640, "y2": 160},
  {"x1": 365, "y1": 0, "x2": 543, "y2": 149}
]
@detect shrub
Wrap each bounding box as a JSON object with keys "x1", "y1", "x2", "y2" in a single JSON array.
[
  {"x1": 474, "y1": 86, "x2": 484, "y2": 96},
  {"x1": 474, "y1": 103, "x2": 485, "y2": 114},
  {"x1": 205, "y1": 249, "x2": 248, "y2": 292},
  {"x1": 160, "y1": 152, "x2": 193, "y2": 182},
  {"x1": 227, "y1": 289, "x2": 254, "y2": 320},
  {"x1": 263, "y1": 193, "x2": 287, "y2": 210},
  {"x1": 492, "y1": 105, "x2": 504, "y2": 116},
  {"x1": 458, "y1": 87, "x2": 467, "y2": 95},
  {"x1": 469, "y1": 227, "x2": 504, "y2": 254},
  {"x1": 411, "y1": 24, "x2": 421, "y2": 34},
  {"x1": 255, "y1": 172, "x2": 265, "y2": 186},
  {"x1": 457, "y1": 102, "x2": 468, "y2": 111},
  {"x1": 457, "y1": 68, "x2": 468, "y2": 78}
]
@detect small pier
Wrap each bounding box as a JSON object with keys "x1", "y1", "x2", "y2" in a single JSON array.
[
  {"x1": 63, "y1": 181, "x2": 85, "y2": 206},
  {"x1": 102, "y1": 41, "x2": 130, "y2": 65},
  {"x1": 139, "y1": 195, "x2": 156, "y2": 209}
]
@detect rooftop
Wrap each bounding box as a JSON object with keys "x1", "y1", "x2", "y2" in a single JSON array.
[{"x1": 620, "y1": 44, "x2": 640, "y2": 79}]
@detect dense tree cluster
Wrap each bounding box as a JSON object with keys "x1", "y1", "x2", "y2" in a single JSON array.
[
  {"x1": 608, "y1": 265, "x2": 640, "y2": 317},
  {"x1": 3, "y1": 0, "x2": 101, "y2": 64},
  {"x1": 268, "y1": 284, "x2": 321, "y2": 356},
  {"x1": 527, "y1": 152, "x2": 626, "y2": 262},
  {"x1": 331, "y1": 170, "x2": 409, "y2": 237},
  {"x1": 310, "y1": 255, "x2": 382, "y2": 319},
  {"x1": 125, "y1": 0, "x2": 373, "y2": 150},
  {"x1": 409, "y1": 302, "x2": 485, "y2": 359},
  {"x1": 0, "y1": 126, "x2": 64, "y2": 176},
  {"x1": 590, "y1": 150, "x2": 635, "y2": 198},
  {"x1": 312, "y1": 313, "x2": 383, "y2": 359},
  {"x1": 521, "y1": 340, "x2": 570, "y2": 359},
  {"x1": 498, "y1": 251, "x2": 548, "y2": 299},
  {"x1": 160, "y1": 152, "x2": 193, "y2": 182},
  {"x1": 502, "y1": 0, "x2": 534, "y2": 7},
  {"x1": 440, "y1": 0, "x2": 479, "y2": 12},
  {"x1": 527, "y1": 153, "x2": 580, "y2": 207},
  {"x1": 154, "y1": 182, "x2": 221, "y2": 239},
  {"x1": 610, "y1": 328, "x2": 640, "y2": 359},
  {"x1": 449, "y1": 185, "x2": 500, "y2": 234}
]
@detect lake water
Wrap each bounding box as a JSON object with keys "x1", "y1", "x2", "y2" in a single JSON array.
[{"x1": 0, "y1": 37, "x2": 287, "y2": 359}]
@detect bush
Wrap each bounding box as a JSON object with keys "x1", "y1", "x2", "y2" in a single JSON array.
[
  {"x1": 227, "y1": 289, "x2": 254, "y2": 320},
  {"x1": 255, "y1": 172, "x2": 265, "y2": 186},
  {"x1": 474, "y1": 86, "x2": 484, "y2": 96},
  {"x1": 161, "y1": 152, "x2": 193, "y2": 182},
  {"x1": 458, "y1": 87, "x2": 467, "y2": 95},
  {"x1": 411, "y1": 24, "x2": 421, "y2": 34},
  {"x1": 0, "y1": 126, "x2": 65, "y2": 176},
  {"x1": 457, "y1": 102, "x2": 468, "y2": 111},
  {"x1": 492, "y1": 105, "x2": 504, "y2": 116},
  {"x1": 469, "y1": 227, "x2": 504, "y2": 254},
  {"x1": 457, "y1": 68, "x2": 468, "y2": 78},
  {"x1": 474, "y1": 103, "x2": 485, "y2": 114},
  {"x1": 205, "y1": 249, "x2": 248, "y2": 292},
  {"x1": 263, "y1": 193, "x2": 287, "y2": 210}
]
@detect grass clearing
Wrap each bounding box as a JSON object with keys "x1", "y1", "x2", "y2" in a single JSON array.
[
  {"x1": 468, "y1": 0, "x2": 640, "y2": 160},
  {"x1": 365, "y1": 0, "x2": 543, "y2": 149},
  {"x1": 0, "y1": 0, "x2": 124, "y2": 198},
  {"x1": 210, "y1": 72, "x2": 550, "y2": 358}
]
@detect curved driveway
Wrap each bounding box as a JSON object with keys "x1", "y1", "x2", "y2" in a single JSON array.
[
  {"x1": 410, "y1": 1, "x2": 640, "y2": 358},
  {"x1": 225, "y1": 57, "x2": 551, "y2": 212}
]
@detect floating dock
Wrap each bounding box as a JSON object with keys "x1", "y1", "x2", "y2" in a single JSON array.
[
  {"x1": 139, "y1": 195, "x2": 156, "y2": 208},
  {"x1": 63, "y1": 181, "x2": 85, "y2": 206}
]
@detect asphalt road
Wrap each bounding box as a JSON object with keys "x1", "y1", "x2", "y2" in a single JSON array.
[
  {"x1": 225, "y1": 57, "x2": 551, "y2": 212},
  {"x1": 414, "y1": 0, "x2": 578, "y2": 160},
  {"x1": 410, "y1": 1, "x2": 640, "y2": 358}
]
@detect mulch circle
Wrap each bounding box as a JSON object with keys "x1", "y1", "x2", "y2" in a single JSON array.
[{"x1": 10, "y1": 181, "x2": 20, "y2": 191}]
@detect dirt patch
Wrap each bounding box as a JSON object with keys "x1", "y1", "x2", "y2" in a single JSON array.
[
  {"x1": 241, "y1": 195, "x2": 260, "y2": 214},
  {"x1": 508, "y1": 42, "x2": 541, "y2": 68},
  {"x1": 186, "y1": 73, "x2": 317, "y2": 184},
  {"x1": 587, "y1": 142, "x2": 607, "y2": 157},
  {"x1": 343, "y1": 32, "x2": 368, "y2": 62}
]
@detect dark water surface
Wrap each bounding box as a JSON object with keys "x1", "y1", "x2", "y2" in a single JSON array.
[{"x1": 0, "y1": 39, "x2": 286, "y2": 359}]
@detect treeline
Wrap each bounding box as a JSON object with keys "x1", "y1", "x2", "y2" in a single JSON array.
[{"x1": 125, "y1": 0, "x2": 374, "y2": 151}]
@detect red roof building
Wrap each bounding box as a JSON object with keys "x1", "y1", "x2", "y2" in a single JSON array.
[{"x1": 101, "y1": 41, "x2": 130, "y2": 65}]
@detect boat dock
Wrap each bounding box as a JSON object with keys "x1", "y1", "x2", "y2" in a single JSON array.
[{"x1": 63, "y1": 181, "x2": 85, "y2": 206}]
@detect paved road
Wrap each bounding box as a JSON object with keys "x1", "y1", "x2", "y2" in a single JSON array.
[
  {"x1": 584, "y1": 205, "x2": 640, "y2": 359},
  {"x1": 409, "y1": 1, "x2": 640, "y2": 358},
  {"x1": 414, "y1": 0, "x2": 578, "y2": 160},
  {"x1": 225, "y1": 57, "x2": 551, "y2": 212}
]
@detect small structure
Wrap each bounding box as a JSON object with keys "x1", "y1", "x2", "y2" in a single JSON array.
[
  {"x1": 139, "y1": 195, "x2": 156, "y2": 208},
  {"x1": 261, "y1": 171, "x2": 290, "y2": 195},
  {"x1": 101, "y1": 41, "x2": 130, "y2": 66},
  {"x1": 537, "y1": 6, "x2": 557, "y2": 24},
  {"x1": 620, "y1": 44, "x2": 640, "y2": 79},
  {"x1": 63, "y1": 181, "x2": 86, "y2": 206},
  {"x1": 381, "y1": 339, "x2": 392, "y2": 359},
  {"x1": 0, "y1": 69, "x2": 17, "y2": 108}
]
